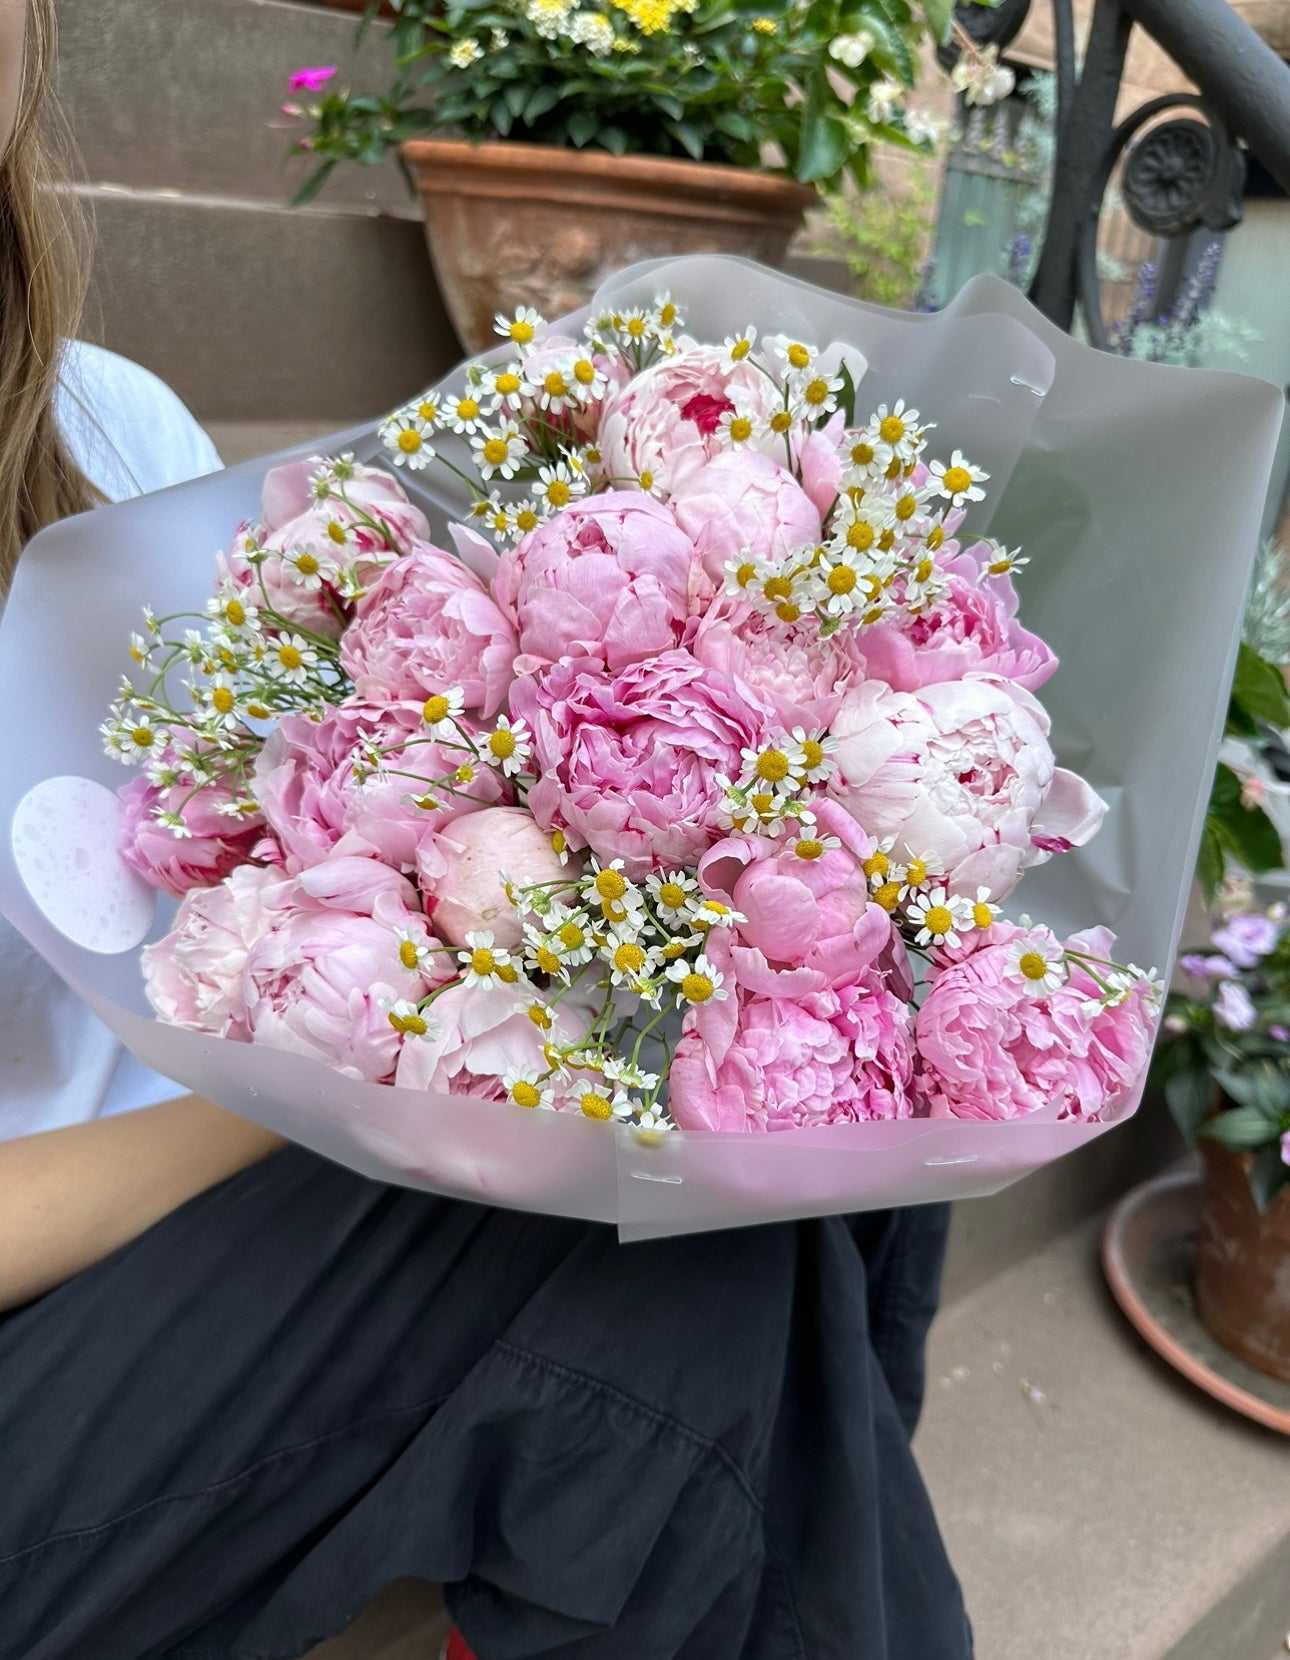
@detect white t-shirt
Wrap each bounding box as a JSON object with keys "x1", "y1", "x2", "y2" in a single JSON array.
[{"x1": 0, "y1": 341, "x2": 222, "y2": 1141}]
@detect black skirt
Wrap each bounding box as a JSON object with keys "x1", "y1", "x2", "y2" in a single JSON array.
[{"x1": 0, "y1": 1147, "x2": 970, "y2": 1660}]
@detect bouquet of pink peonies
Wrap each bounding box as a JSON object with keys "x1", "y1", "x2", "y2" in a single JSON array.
[{"x1": 0, "y1": 258, "x2": 1281, "y2": 1236}]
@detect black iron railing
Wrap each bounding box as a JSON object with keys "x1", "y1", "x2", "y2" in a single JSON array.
[{"x1": 949, "y1": 0, "x2": 1290, "y2": 346}]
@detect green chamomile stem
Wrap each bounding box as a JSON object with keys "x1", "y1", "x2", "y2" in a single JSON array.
[{"x1": 631, "y1": 1005, "x2": 668, "y2": 1069}]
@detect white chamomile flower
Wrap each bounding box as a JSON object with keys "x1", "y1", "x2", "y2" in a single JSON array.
[
  {"x1": 544, "y1": 901, "x2": 595, "y2": 966},
  {"x1": 522, "y1": 356, "x2": 580, "y2": 415},
  {"x1": 470, "y1": 422, "x2": 528, "y2": 480},
  {"x1": 441, "y1": 387, "x2": 496, "y2": 434},
  {"x1": 897, "y1": 852, "x2": 943, "y2": 899},
  {"x1": 419, "y1": 687, "x2": 465, "y2": 736},
  {"x1": 603, "y1": 926, "x2": 660, "y2": 990},
  {"x1": 791, "y1": 828, "x2": 841, "y2": 860},
  {"x1": 549, "y1": 827, "x2": 573, "y2": 866},
  {"x1": 281, "y1": 546, "x2": 338, "y2": 591},
  {"x1": 201, "y1": 674, "x2": 241, "y2": 732},
  {"x1": 665, "y1": 952, "x2": 728, "y2": 1005},
  {"x1": 787, "y1": 727, "x2": 838, "y2": 785},
  {"x1": 393, "y1": 926, "x2": 434, "y2": 973},
  {"x1": 903, "y1": 551, "x2": 949, "y2": 614},
  {"x1": 481, "y1": 362, "x2": 525, "y2": 405},
  {"x1": 448, "y1": 36, "x2": 483, "y2": 67},
  {"x1": 565, "y1": 352, "x2": 608, "y2": 402},
  {"x1": 386, "y1": 998, "x2": 438, "y2": 1039},
  {"x1": 690, "y1": 896, "x2": 745, "y2": 932},
  {"x1": 928, "y1": 450, "x2": 989, "y2": 507},
  {"x1": 722, "y1": 325, "x2": 758, "y2": 364},
  {"x1": 523, "y1": 922, "x2": 570, "y2": 981},
  {"x1": 570, "y1": 1078, "x2": 626, "y2": 1123},
  {"x1": 585, "y1": 857, "x2": 644, "y2": 925},
  {"x1": 380, "y1": 412, "x2": 435, "y2": 470},
  {"x1": 981, "y1": 542, "x2": 1030, "y2": 580},
  {"x1": 819, "y1": 546, "x2": 869, "y2": 617},
  {"x1": 483, "y1": 713, "x2": 531, "y2": 777},
  {"x1": 906, "y1": 887, "x2": 969, "y2": 949},
  {"x1": 152, "y1": 806, "x2": 193, "y2": 839},
  {"x1": 868, "y1": 399, "x2": 926, "y2": 466},
  {"x1": 717, "y1": 405, "x2": 760, "y2": 447},
  {"x1": 127, "y1": 631, "x2": 152, "y2": 668},
  {"x1": 508, "y1": 499, "x2": 543, "y2": 540},
  {"x1": 501, "y1": 1066, "x2": 554, "y2": 1110},
  {"x1": 206, "y1": 585, "x2": 259, "y2": 633},
  {"x1": 533, "y1": 461, "x2": 585, "y2": 512},
  {"x1": 494, "y1": 304, "x2": 545, "y2": 347},
  {"x1": 722, "y1": 550, "x2": 765, "y2": 596},
  {"x1": 213, "y1": 794, "x2": 260, "y2": 821},
  {"x1": 645, "y1": 870, "x2": 698, "y2": 916},
  {"x1": 1004, "y1": 932, "x2": 1066, "y2": 997},
  {"x1": 267, "y1": 633, "x2": 318, "y2": 686},
  {"x1": 567, "y1": 9, "x2": 614, "y2": 53},
  {"x1": 104, "y1": 711, "x2": 160, "y2": 763},
  {"x1": 458, "y1": 930, "x2": 515, "y2": 988},
  {"x1": 635, "y1": 1106, "x2": 674, "y2": 1133},
  {"x1": 603, "y1": 1057, "x2": 661, "y2": 1092},
  {"x1": 967, "y1": 887, "x2": 1001, "y2": 932},
  {"x1": 764, "y1": 333, "x2": 817, "y2": 378},
  {"x1": 741, "y1": 742, "x2": 801, "y2": 798},
  {"x1": 795, "y1": 369, "x2": 846, "y2": 420},
  {"x1": 146, "y1": 757, "x2": 185, "y2": 788}
]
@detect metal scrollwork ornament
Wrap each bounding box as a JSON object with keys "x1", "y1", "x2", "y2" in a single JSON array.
[{"x1": 1121, "y1": 114, "x2": 1246, "y2": 237}]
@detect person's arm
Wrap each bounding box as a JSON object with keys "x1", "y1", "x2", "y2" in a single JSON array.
[{"x1": 0, "y1": 1098, "x2": 285, "y2": 1312}]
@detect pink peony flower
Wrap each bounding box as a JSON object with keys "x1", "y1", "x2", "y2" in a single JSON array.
[
  {"x1": 829, "y1": 676, "x2": 1105, "y2": 900},
  {"x1": 340, "y1": 542, "x2": 518, "y2": 716},
  {"x1": 689, "y1": 594, "x2": 863, "y2": 730},
  {"x1": 672, "y1": 450, "x2": 822, "y2": 585},
  {"x1": 394, "y1": 978, "x2": 598, "y2": 1100},
  {"x1": 914, "y1": 922, "x2": 1152, "y2": 1121},
  {"x1": 240, "y1": 863, "x2": 447, "y2": 1083},
  {"x1": 669, "y1": 968, "x2": 915, "y2": 1131},
  {"x1": 260, "y1": 457, "x2": 429, "y2": 551},
  {"x1": 425, "y1": 806, "x2": 579, "y2": 948},
  {"x1": 596, "y1": 345, "x2": 783, "y2": 498},
  {"x1": 119, "y1": 770, "x2": 265, "y2": 898},
  {"x1": 1211, "y1": 911, "x2": 1280, "y2": 968},
  {"x1": 253, "y1": 698, "x2": 505, "y2": 875},
  {"x1": 853, "y1": 552, "x2": 1057, "y2": 693},
  {"x1": 512, "y1": 650, "x2": 776, "y2": 879},
  {"x1": 142, "y1": 863, "x2": 289, "y2": 1033},
  {"x1": 493, "y1": 491, "x2": 703, "y2": 674},
  {"x1": 507, "y1": 332, "x2": 629, "y2": 441},
  {"x1": 795, "y1": 416, "x2": 845, "y2": 518}
]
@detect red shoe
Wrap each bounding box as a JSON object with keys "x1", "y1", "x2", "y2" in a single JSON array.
[{"x1": 443, "y1": 1630, "x2": 478, "y2": 1660}]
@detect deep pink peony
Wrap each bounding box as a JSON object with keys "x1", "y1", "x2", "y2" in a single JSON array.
[
  {"x1": 596, "y1": 345, "x2": 783, "y2": 498},
  {"x1": 689, "y1": 594, "x2": 864, "y2": 730},
  {"x1": 253, "y1": 698, "x2": 505, "y2": 875},
  {"x1": 914, "y1": 921, "x2": 1153, "y2": 1122},
  {"x1": 424, "y1": 806, "x2": 578, "y2": 948},
  {"x1": 120, "y1": 770, "x2": 266, "y2": 898},
  {"x1": 512, "y1": 650, "x2": 776, "y2": 879},
  {"x1": 854, "y1": 550, "x2": 1057, "y2": 692},
  {"x1": 493, "y1": 491, "x2": 703, "y2": 673},
  {"x1": 672, "y1": 450, "x2": 822, "y2": 584},
  {"x1": 240, "y1": 860, "x2": 447, "y2": 1082},
  {"x1": 142, "y1": 863, "x2": 289, "y2": 1032},
  {"x1": 340, "y1": 542, "x2": 518, "y2": 716},
  {"x1": 829, "y1": 676, "x2": 1105, "y2": 900},
  {"x1": 394, "y1": 978, "x2": 598, "y2": 1100}
]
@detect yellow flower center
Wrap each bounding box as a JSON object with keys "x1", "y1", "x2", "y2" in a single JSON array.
[
  {"x1": 728, "y1": 416, "x2": 753, "y2": 443},
  {"x1": 800, "y1": 739, "x2": 824, "y2": 770},
  {"x1": 847, "y1": 520, "x2": 874, "y2": 551},
  {"x1": 662, "y1": 940, "x2": 687, "y2": 959},
  {"x1": 639, "y1": 470, "x2": 655, "y2": 492},
  {"x1": 508, "y1": 320, "x2": 535, "y2": 344},
  {"x1": 926, "y1": 525, "x2": 945, "y2": 551},
  {"x1": 943, "y1": 466, "x2": 972, "y2": 495},
  {"x1": 224, "y1": 598, "x2": 246, "y2": 626},
  {"x1": 755, "y1": 749, "x2": 791, "y2": 783},
  {"x1": 489, "y1": 730, "x2": 517, "y2": 760},
  {"x1": 626, "y1": 316, "x2": 647, "y2": 337},
  {"x1": 795, "y1": 838, "x2": 825, "y2": 860},
  {"x1": 827, "y1": 565, "x2": 857, "y2": 595},
  {"x1": 423, "y1": 695, "x2": 451, "y2": 724},
  {"x1": 546, "y1": 480, "x2": 572, "y2": 508},
  {"x1": 399, "y1": 940, "x2": 421, "y2": 969},
  {"x1": 595, "y1": 868, "x2": 627, "y2": 901},
  {"x1": 750, "y1": 792, "x2": 776, "y2": 819},
  {"x1": 851, "y1": 441, "x2": 875, "y2": 467},
  {"x1": 558, "y1": 921, "x2": 586, "y2": 949},
  {"x1": 880, "y1": 415, "x2": 905, "y2": 444},
  {"x1": 660, "y1": 302, "x2": 677, "y2": 325},
  {"x1": 131, "y1": 725, "x2": 154, "y2": 748},
  {"x1": 388, "y1": 1010, "x2": 428, "y2": 1036},
  {"x1": 614, "y1": 941, "x2": 646, "y2": 974},
  {"x1": 512, "y1": 1080, "x2": 541, "y2": 1108},
  {"x1": 923, "y1": 904, "x2": 954, "y2": 937},
  {"x1": 770, "y1": 410, "x2": 793, "y2": 434},
  {"x1": 573, "y1": 358, "x2": 597, "y2": 386},
  {"x1": 734, "y1": 560, "x2": 757, "y2": 588},
  {"x1": 455, "y1": 764, "x2": 475, "y2": 783},
  {"x1": 458, "y1": 397, "x2": 481, "y2": 422},
  {"x1": 879, "y1": 529, "x2": 896, "y2": 551},
  {"x1": 752, "y1": 15, "x2": 775, "y2": 30},
  {"x1": 803, "y1": 377, "x2": 830, "y2": 406},
  {"x1": 988, "y1": 558, "x2": 1014, "y2": 576},
  {"x1": 516, "y1": 508, "x2": 539, "y2": 532},
  {"x1": 580, "y1": 1091, "x2": 614, "y2": 1121},
  {"x1": 1018, "y1": 950, "x2": 1050, "y2": 982},
  {"x1": 397, "y1": 429, "x2": 422, "y2": 454},
  {"x1": 680, "y1": 972, "x2": 715, "y2": 1003},
  {"x1": 535, "y1": 945, "x2": 561, "y2": 975},
  {"x1": 551, "y1": 829, "x2": 567, "y2": 854},
  {"x1": 495, "y1": 371, "x2": 521, "y2": 396},
  {"x1": 972, "y1": 902, "x2": 994, "y2": 930},
  {"x1": 896, "y1": 493, "x2": 918, "y2": 522},
  {"x1": 247, "y1": 702, "x2": 270, "y2": 720},
  {"x1": 914, "y1": 557, "x2": 934, "y2": 584},
  {"x1": 211, "y1": 687, "x2": 235, "y2": 715},
  {"x1": 776, "y1": 602, "x2": 801, "y2": 623},
  {"x1": 763, "y1": 574, "x2": 794, "y2": 602},
  {"x1": 528, "y1": 1003, "x2": 553, "y2": 1029},
  {"x1": 905, "y1": 858, "x2": 927, "y2": 886},
  {"x1": 278, "y1": 644, "x2": 303, "y2": 671},
  {"x1": 873, "y1": 880, "x2": 901, "y2": 912},
  {"x1": 731, "y1": 337, "x2": 752, "y2": 360},
  {"x1": 293, "y1": 552, "x2": 319, "y2": 577},
  {"x1": 470, "y1": 947, "x2": 496, "y2": 976},
  {"x1": 418, "y1": 400, "x2": 438, "y2": 422},
  {"x1": 787, "y1": 343, "x2": 811, "y2": 369},
  {"x1": 497, "y1": 963, "x2": 519, "y2": 984},
  {"x1": 327, "y1": 520, "x2": 348, "y2": 544},
  {"x1": 885, "y1": 456, "x2": 903, "y2": 480},
  {"x1": 863, "y1": 850, "x2": 889, "y2": 881},
  {"x1": 543, "y1": 372, "x2": 568, "y2": 398},
  {"x1": 658, "y1": 881, "x2": 688, "y2": 909},
  {"x1": 482, "y1": 437, "x2": 509, "y2": 466}
]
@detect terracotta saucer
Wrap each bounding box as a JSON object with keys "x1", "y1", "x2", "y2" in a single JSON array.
[{"x1": 1102, "y1": 1169, "x2": 1290, "y2": 1435}]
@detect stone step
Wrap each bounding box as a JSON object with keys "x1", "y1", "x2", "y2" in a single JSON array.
[{"x1": 916, "y1": 1197, "x2": 1290, "y2": 1660}]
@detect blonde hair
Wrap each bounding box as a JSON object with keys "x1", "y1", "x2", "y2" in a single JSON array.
[{"x1": 0, "y1": 0, "x2": 101, "y2": 594}]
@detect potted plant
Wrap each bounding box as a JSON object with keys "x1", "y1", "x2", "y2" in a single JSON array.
[
  {"x1": 281, "y1": 0, "x2": 978, "y2": 351},
  {"x1": 1154, "y1": 904, "x2": 1290, "y2": 1382}
]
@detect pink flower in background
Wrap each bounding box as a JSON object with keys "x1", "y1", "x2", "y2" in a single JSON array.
[
  {"x1": 1213, "y1": 979, "x2": 1258, "y2": 1032},
  {"x1": 597, "y1": 345, "x2": 782, "y2": 498},
  {"x1": 254, "y1": 698, "x2": 504, "y2": 874},
  {"x1": 260, "y1": 457, "x2": 431, "y2": 554},
  {"x1": 1281, "y1": 1130, "x2": 1290, "y2": 1167},
  {"x1": 142, "y1": 863, "x2": 289, "y2": 1033},
  {"x1": 672, "y1": 451, "x2": 822, "y2": 585},
  {"x1": 854, "y1": 553, "x2": 1057, "y2": 692},
  {"x1": 509, "y1": 332, "x2": 629, "y2": 439},
  {"x1": 1063, "y1": 927, "x2": 1158, "y2": 1109},
  {"x1": 829, "y1": 675, "x2": 1105, "y2": 900},
  {"x1": 794, "y1": 415, "x2": 845, "y2": 517},
  {"x1": 493, "y1": 491, "x2": 702, "y2": 673},
  {"x1": 1211, "y1": 911, "x2": 1279, "y2": 968},
  {"x1": 689, "y1": 595, "x2": 863, "y2": 730},
  {"x1": 288, "y1": 66, "x2": 336, "y2": 93},
  {"x1": 341, "y1": 542, "x2": 517, "y2": 715},
  {"x1": 119, "y1": 769, "x2": 265, "y2": 898},
  {"x1": 395, "y1": 979, "x2": 598, "y2": 1100},
  {"x1": 241, "y1": 870, "x2": 445, "y2": 1083},
  {"x1": 425, "y1": 806, "x2": 578, "y2": 947},
  {"x1": 669, "y1": 968, "x2": 915, "y2": 1131},
  {"x1": 1179, "y1": 952, "x2": 1236, "y2": 981},
  {"x1": 513, "y1": 650, "x2": 776, "y2": 879}
]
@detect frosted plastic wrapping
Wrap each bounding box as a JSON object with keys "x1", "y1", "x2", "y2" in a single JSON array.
[{"x1": 0, "y1": 259, "x2": 1282, "y2": 1240}]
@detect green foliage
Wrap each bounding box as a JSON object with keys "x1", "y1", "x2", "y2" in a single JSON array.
[
  {"x1": 285, "y1": 0, "x2": 987, "y2": 200},
  {"x1": 805, "y1": 161, "x2": 938, "y2": 308},
  {"x1": 1196, "y1": 645, "x2": 1290, "y2": 904}
]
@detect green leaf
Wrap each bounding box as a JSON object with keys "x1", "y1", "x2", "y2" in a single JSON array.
[
  {"x1": 566, "y1": 108, "x2": 598, "y2": 146},
  {"x1": 664, "y1": 118, "x2": 706, "y2": 161},
  {"x1": 1212, "y1": 1065, "x2": 1290, "y2": 1117},
  {"x1": 1248, "y1": 1143, "x2": 1290, "y2": 1212},
  {"x1": 1163, "y1": 1065, "x2": 1216, "y2": 1143},
  {"x1": 523, "y1": 84, "x2": 562, "y2": 122},
  {"x1": 798, "y1": 103, "x2": 849, "y2": 185},
  {"x1": 918, "y1": 0, "x2": 955, "y2": 42},
  {"x1": 1200, "y1": 1105, "x2": 1281, "y2": 1153},
  {"x1": 599, "y1": 124, "x2": 629, "y2": 156},
  {"x1": 1230, "y1": 641, "x2": 1290, "y2": 729},
  {"x1": 1196, "y1": 820, "x2": 1226, "y2": 902},
  {"x1": 1208, "y1": 791, "x2": 1283, "y2": 877},
  {"x1": 503, "y1": 81, "x2": 528, "y2": 118},
  {"x1": 837, "y1": 356, "x2": 858, "y2": 427},
  {"x1": 289, "y1": 159, "x2": 338, "y2": 208}
]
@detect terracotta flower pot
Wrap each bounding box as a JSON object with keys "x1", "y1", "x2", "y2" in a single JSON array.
[
  {"x1": 402, "y1": 137, "x2": 816, "y2": 355},
  {"x1": 1195, "y1": 1136, "x2": 1290, "y2": 1382}
]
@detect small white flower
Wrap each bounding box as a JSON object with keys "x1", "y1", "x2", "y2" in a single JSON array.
[
  {"x1": 979, "y1": 542, "x2": 1031, "y2": 580},
  {"x1": 828, "y1": 28, "x2": 874, "y2": 68},
  {"x1": 603, "y1": 926, "x2": 660, "y2": 990},
  {"x1": 967, "y1": 887, "x2": 1001, "y2": 932},
  {"x1": 441, "y1": 387, "x2": 496, "y2": 435},
  {"x1": 200, "y1": 674, "x2": 242, "y2": 732},
  {"x1": 380, "y1": 412, "x2": 435, "y2": 470},
  {"x1": 794, "y1": 369, "x2": 846, "y2": 420},
  {"x1": 717, "y1": 404, "x2": 761, "y2": 447},
  {"x1": 501, "y1": 1065, "x2": 554, "y2": 1110},
  {"x1": 483, "y1": 713, "x2": 531, "y2": 777},
  {"x1": 928, "y1": 450, "x2": 989, "y2": 507},
  {"x1": 665, "y1": 951, "x2": 728, "y2": 1004},
  {"x1": 635, "y1": 1106, "x2": 674, "y2": 1133},
  {"x1": 603, "y1": 1056, "x2": 661, "y2": 1092},
  {"x1": 690, "y1": 896, "x2": 746, "y2": 933},
  {"x1": 905, "y1": 108, "x2": 947, "y2": 147},
  {"x1": 494, "y1": 303, "x2": 545, "y2": 347},
  {"x1": 386, "y1": 998, "x2": 439, "y2": 1039},
  {"x1": 267, "y1": 632, "x2": 318, "y2": 686},
  {"x1": 571, "y1": 1077, "x2": 627, "y2": 1122},
  {"x1": 722, "y1": 549, "x2": 765, "y2": 596},
  {"x1": 394, "y1": 926, "x2": 434, "y2": 973},
  {"x1": 722, "y1": 325, "x2": 758, "y2": 365},
  {"x1": 645, "y1": 870, "x2": 698, "y2": 916},
  {"x1": 764, "y1": 333, "x2": 817, "y2": 379},
  {"x1": 419, "y1": 686, "x2": 466, "y2": 737},
  {"x1": 867, "y1": 77, "x2": 903, "y2": 124},
  {"x1": 281, "y1": 546, "x2": 338, "y2": 591},
  {"x1": 1004, "y1": 931, "x2": 1066, "y2": 997},
  {"x1": 533, "y1": 461, "x2": 586, "y2": 511},
  {"x1": 951, "y1": 43, "x2": 1016, "y2": 108},
  {"x1": 906, "y1": 887, "x2": 970, "y2": 949},
  {"x1": 897, "y1": 852, "x2": 943, "y2": 899},
  {"x1": 152, "y1": 806, "x2": 193, "y2": 839},
  {"x1": 787, "y1": 726, "x2": 839, "y2": 785},
  {"x1": 458, "y1": 930, "x2": 515, "y2": 988},
  {"x1": 470, "y1": 422, "x2": 529, "y2": 480},
  {"x1": 448, "y1": 36, "x2": 483, "y2": 67}
]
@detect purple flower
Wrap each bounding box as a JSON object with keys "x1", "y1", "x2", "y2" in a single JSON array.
[
  {"x1": 1180, "y1": 952, "x2": 1236, "y2": 982},
  {"x1": 288, "y1": 65, "x2": 336, "y2": 93},
  {"x1": 1214, "y1": 980, "x2": 1258, "y2": 1032},
  {"x1": 1270, "y1": 1025, "x2": 1290, "y2": 1044},
  {"x1": 1281, "y1": 1130, "x2": 1290, "y2": 1168},
  {"x1": 1211, "y1": 912, "x2": 1279, "y2": 969}
]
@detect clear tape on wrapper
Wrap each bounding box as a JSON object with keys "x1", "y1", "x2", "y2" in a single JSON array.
[{"x1": 0, "y1": 261, "x2": 1281, "y2": 1240}]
